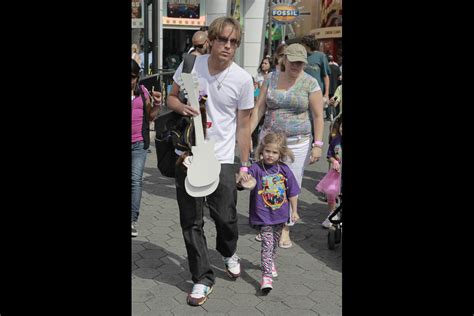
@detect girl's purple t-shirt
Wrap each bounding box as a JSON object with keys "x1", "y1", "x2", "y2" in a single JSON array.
[
  {"x1": 248, "y1": 162, "x2": 301, "y2": 226},
  {"x1": 131, "y1": 85, "x2": 150, "y2": 144}
]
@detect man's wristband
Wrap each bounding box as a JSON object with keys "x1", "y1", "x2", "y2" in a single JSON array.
[
  {"x1": 239, "y1": 166, "x2": 249, "y2": 173},
  {"x1": 312, "y1": 141, "x2": 324, "y2": 148}
]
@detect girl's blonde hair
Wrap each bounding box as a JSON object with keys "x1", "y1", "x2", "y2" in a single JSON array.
[{"x1": 255, "y1": 132, "x2": 294, "y2": 163}]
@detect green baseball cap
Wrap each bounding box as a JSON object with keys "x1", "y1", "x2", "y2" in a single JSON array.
[{"x1": 284, "y1": 43, "x2": 308, "y2": 64}]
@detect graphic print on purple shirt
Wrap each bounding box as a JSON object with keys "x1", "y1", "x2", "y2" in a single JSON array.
[
  {"x1": 259, "y1": 173, "x2": 287, "y2": 210},
  {"x1": 248, "y1": 162, "x2": 301, "y2": 226}
]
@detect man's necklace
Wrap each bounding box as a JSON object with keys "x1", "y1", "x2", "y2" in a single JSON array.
[{"x1": 214, "y1": 67, "x2": 230, "y2": 90}]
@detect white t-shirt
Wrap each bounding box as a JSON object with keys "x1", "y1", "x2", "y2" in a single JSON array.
[
  {"x1": 173, "y1": 54, "x2": 254, "y2": 163},
  {"x1": 255, "y1": 72, "x2": 266, "y2": 86}
]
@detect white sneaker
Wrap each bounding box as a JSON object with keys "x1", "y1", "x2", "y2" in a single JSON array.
[
  {"x1": 131, "y1": 222, "x2": 138, "y2": 237},
  {"x1": 223, "y1": 254, "x2": 241, "y2": 279},
  {"x1": 187, "y1": 283, "x2": 213, "y2": 306}
]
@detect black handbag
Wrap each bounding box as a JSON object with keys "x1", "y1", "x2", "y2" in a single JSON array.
[
  {"x1": 154, "y1": 53, "x2": 196, "y2": 177},
  {"x1": 154, "y1": 111, "x2": 193, "y2": 177}
]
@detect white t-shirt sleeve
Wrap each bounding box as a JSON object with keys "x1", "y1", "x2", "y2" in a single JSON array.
[
  {"x1": 238, "y1": 76, "x2": 255, "y2": 111},
  {"x1": 172, "y1": 62, "x2": 184, "y2": 84}
]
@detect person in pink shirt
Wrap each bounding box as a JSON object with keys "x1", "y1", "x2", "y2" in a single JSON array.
[{"x1": 131, "y1": 58, "x2": 161, "y2": 237}]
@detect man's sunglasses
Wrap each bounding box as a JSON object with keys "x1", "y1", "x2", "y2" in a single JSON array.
[
  {"x1": 194, "y1": 43, "x2": 205, "y2": 49},
  {"x1": 215, "y1": 36, "x2": 239, "y2": 47},
  {"x1": 131, "y1": 74, "x2": 138, "y2": 79}
]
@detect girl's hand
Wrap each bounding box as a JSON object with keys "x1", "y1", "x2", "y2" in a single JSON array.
[
  {"x1": 291, "y1": 210, "x2": 300, "y2": 223},
  {"x1": 238, "y1": 172, "x2": 251, "y2": 182},
  {"x1": 309, "y1": 147, "x2": 322, "y2": 164},
  {"x1": 236, "y1": 173, "x2": 256, "y2": 190},
  {"x1": 332, "y1": 160, "x2": 341, "y2": 172}
]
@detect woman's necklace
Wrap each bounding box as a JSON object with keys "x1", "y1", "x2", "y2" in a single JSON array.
[
  {"x1": 261, "y1": 161, "x2": 280, "y2": 175},
  {"x1": 214, "y1": 67, "x2": 230, "y2": 90}
]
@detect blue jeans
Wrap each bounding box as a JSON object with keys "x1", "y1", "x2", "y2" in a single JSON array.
[{"x1": 132, "y1": 141, "x2": 147, "y2": 222}]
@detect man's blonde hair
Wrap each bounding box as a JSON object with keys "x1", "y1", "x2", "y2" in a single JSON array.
[{"x1": 208, "y1": 17, "x2": 242, "y2": 47}]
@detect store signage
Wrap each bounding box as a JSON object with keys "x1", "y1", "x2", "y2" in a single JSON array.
[
  {"x1": 272, "y1": 3, "x2": 300, "y2": 24},
  {"x1": 313, "y1": 26, "x2": 342, "y2": 39},
  {"x1": 163, "y1": 16, "x2": 206, "y2": 26}
]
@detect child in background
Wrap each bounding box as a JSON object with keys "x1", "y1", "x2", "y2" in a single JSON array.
[
  {"x1": 238, "y1": 132, "x2": 301, "y2": 293},
  {"x1": 316, "y1": 116, "x2": 342, "y2": 228}
]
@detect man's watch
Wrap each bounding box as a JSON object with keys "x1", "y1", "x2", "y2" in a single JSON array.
[{"x1": 240, "y1": 161, "x2": 251, "y2": 167}]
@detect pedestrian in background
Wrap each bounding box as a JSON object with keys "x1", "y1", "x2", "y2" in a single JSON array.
[
  {"x1": 250, "y1": 43, "x2": 325, "y2": 249},
  {"x1": 131, "y1": 59, "x2": 161, "y2": 237},
  {"x1": 188, "y1": 30, "x2": 209, "y2": 56},
  {"x1": 131, "y1": 43, "x2": 141, "y2": 66},
  {"x1": 300, "y1": 35, "x2": 331, "y2": 121},
  {"x1": 238, "y1": 132, "x2": 300, "y2": 292},
  {"x1": 272, "y1": 43, "x2": 287, "y2": 72},
  {"x1": 316, "y1": 116, "x2": 342, "y2": 228},
  {"x1": 255, "y1": 56, "x2": 272, "y2": 89},
  {"x1": 167, "y1": 16, "x2": 254, "y2": 306},
  {"x1": 251, "y1": 56, "x2": 273, "y2": 161},
  {"x1": 329, "y1": 76, "x2": 342, "y2": 117},
  {"x1": 327, "y1": 54, "x2": 341, "y2": 120}
]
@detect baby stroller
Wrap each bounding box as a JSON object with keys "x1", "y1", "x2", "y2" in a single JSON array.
[{"x1": 327, "y1": 193, "x2": 342, "y2": 250}]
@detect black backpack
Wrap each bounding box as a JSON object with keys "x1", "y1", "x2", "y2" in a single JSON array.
[{"x1": 154, "y1": 54, "x2": 196, "y2": 177}]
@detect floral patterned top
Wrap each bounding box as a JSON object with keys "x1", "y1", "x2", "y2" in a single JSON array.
[{"x1": 261, "y1": 70, "x2": 320, "y2": 138}]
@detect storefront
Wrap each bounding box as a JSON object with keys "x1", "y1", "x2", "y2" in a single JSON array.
[
  {"x1": 312, "y1": 0, "x2": 342, "y2": 64},
  {"x1": 131, "y1": 1, "x2": 287, "y2": 77}
]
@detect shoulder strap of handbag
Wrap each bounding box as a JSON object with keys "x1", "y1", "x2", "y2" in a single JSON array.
[
  {"x1": 138, "y1": 85, "x2": 147, "y2": 115},
  {"x1": 182, "y1": 53, "x2": 196, "y2": 74}
]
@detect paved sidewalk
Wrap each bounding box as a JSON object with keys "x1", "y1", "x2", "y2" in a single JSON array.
[{"x1": 132, "y1": 122, "x2": 341, "y2": 315}]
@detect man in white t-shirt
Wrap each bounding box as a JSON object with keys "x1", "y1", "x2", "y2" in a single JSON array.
[{"x1": 167, "y1": 16, "x2": 254, "y2": 307}]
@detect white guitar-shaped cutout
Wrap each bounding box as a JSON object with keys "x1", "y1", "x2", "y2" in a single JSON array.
[{"x1": 181, "y1": 73, "x2": 221, "y2": 188}]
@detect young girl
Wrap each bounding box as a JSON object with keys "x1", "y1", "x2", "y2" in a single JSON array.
[
  {"x1": 238, "y1": 132, "x2": 301, "y2": 293},
  {"x1": 316, "y1": 116, "x2": 342, "y2": 228}
]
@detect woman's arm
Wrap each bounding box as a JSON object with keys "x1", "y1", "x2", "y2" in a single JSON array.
[
  {"x1": 250, "y1": 79, "x2": 269, "y2": 133},
  {"x1": 308, "y1": 89, "x2": 324, "y2": 164}
]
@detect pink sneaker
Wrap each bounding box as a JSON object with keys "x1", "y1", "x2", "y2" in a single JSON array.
[
  {"x1": 272, "y1": 263, "x2": 278, "y2": 277},
  {"x1": 260, "y1": 276, "x2": 273, "y2": 293}
]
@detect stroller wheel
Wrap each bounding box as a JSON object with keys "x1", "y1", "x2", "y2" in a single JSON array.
[
  {"x1": 335, "y1": 225, "x2": 342, "y2": 244},
  {"x1": 328, "y1": 227, "x2": 336, "y2": 250}
]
